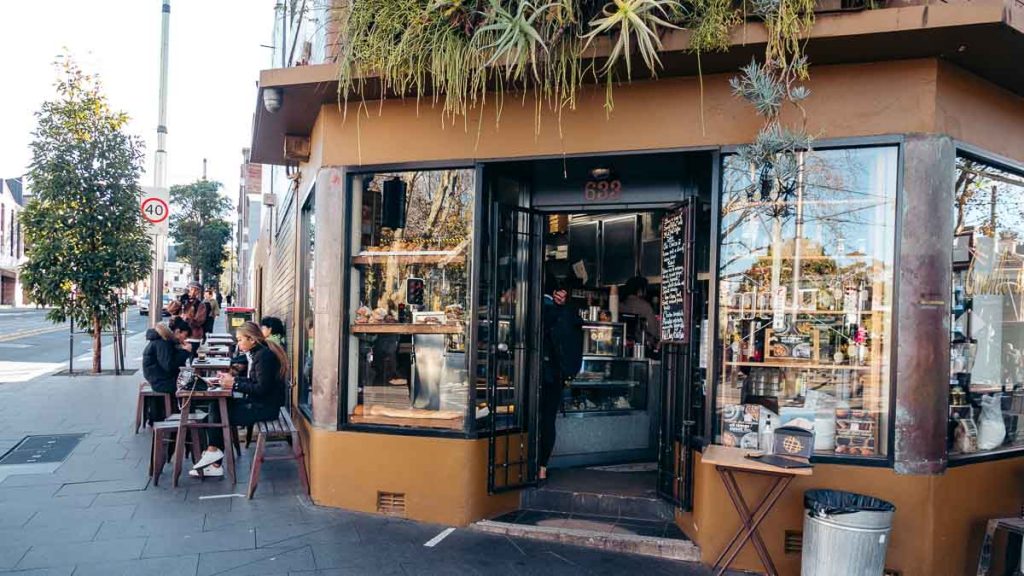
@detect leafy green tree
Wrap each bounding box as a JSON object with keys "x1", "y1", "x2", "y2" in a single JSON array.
[
  {"x1": 20, "y1": 56, "x2": 151, "y2": 373},
  {"x1": 169, "y1": 180, "x2": 232, "y2": 283}
]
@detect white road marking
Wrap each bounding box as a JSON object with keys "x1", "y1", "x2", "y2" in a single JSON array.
[
  {"x1": 198, "y1": 493, "x2": 245, "y2": 500},
  {"x1": 424, "y1": 527, "x2": 455, "y2": 547}
]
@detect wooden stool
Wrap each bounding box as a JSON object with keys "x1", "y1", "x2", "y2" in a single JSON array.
[
  {"x1": 247, "y1": 408, "x2": 309, "y2": 499},
  {"x1": 977, "y1": 517, "x2": 1024, "y2": 575},
  {"x1": 136, "y1": 383, "x2": 173, "y2": 433},
  {"x1": 151, "y1": 421, "x2": 201, "y2": 486}
]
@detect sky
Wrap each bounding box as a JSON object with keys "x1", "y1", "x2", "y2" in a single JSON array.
[{"x1": 0, "y1": 1, "x2": 276, "y2": 205}]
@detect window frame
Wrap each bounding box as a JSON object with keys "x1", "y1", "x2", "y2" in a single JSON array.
[
  {"x1": 948, "y1": 143, "x2": 1024, "y2": 466},
  {"x1": 337, "y1": 161, "x2": 480, "y2": 438},
  {"x1": 711, "y1": 137, "x2": 905, "y2": 468},
  {"x1": 298, "y1": 188, "x2": 316, "y2": 418}
]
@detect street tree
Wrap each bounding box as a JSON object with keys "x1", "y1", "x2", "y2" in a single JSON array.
[
  {"x1": 169, "y1": 180, "x2": 232, "y2": 284},
  {"x1": 20, "y1": 56, "x2": 151, "y2": 373}
]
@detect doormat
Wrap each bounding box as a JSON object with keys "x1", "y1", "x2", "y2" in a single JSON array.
[
  {"x1": 54, "y1": 368, "x2": 138, "y2": 377},
  {"x1": 0, "y1": 434, "x2": 85, "y2": 465},
  {"x1": 586, "y1": 462, "x2": 658, "y2": 473}
]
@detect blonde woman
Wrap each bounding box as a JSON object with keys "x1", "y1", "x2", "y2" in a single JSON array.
[{"x1": 191, "y1": 322, "x2": 289, "y2": 477}]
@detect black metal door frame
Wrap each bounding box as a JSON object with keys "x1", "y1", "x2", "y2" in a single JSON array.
[
  {"x1": 486, "y1": 174, "x2": 542, "y2": 494},
  {"x1": 657, "y1": 198, "x2": 704, "y2": 510}
]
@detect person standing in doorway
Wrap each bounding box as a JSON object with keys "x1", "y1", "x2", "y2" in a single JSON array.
[{"x1": 538, "y1": 273, "x2": 584, "y2": 481}]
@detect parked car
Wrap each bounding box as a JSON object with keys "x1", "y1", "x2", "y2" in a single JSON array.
[{"x1": 139, "y1": 295, "x2": 174, "y2": 316}]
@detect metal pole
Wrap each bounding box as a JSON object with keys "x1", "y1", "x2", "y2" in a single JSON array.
[
  {"x1": 69, "y1": 312, "x2": 74, "y2": 375},
  {"x1": 149, "y1": 0, "x2": 170, "y2": 330}
]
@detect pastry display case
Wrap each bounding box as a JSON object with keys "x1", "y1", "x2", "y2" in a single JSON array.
[{"x1": 564, "y1": 356, "x2": 649, "y2": 415}]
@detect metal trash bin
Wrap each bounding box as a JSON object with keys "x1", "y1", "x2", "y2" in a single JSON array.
[
  {"x1": 802, "y1": 489, "x2": 896, "y2": 576},
  {"x1": 224, "y1": 307, "x2": 255, "y2": 337}
]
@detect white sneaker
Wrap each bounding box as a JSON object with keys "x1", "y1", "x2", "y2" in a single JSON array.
[
  {"x1": 189, "y1": 465, "x2": 224, "y2": 478},
  {"x1": 192, "y1": 448, "x2": 224, "y2": 470}
]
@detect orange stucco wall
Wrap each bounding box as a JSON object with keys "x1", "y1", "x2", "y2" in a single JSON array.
[
  {"x1": 296, "y1": 415, "x2": 519, "y2": 527},
  {"x1": 318, "y1": 59, "x2": 939, "y2": 168},
  {"x1": 935, "y1": 61, "x2": 1024, "y2": 163},
  {"x1": 690, "y1": 452, "x2": 1024, "y2": 576}
]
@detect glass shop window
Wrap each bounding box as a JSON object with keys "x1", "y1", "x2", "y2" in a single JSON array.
[
  {"x1": 949, "y1": 155, "x2": 1024, "y2": 457},
  {"x1": 299, "y1": 193, "x2": 315, "y2": 411},
  {"x1": 716, "y1": 146, "x2": 899, "y2": 459},
  {"x1": 346, "y1": 169, "x2": 474, "y2": 431}
]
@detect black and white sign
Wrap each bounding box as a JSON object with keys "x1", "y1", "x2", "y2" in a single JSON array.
[
  {"x1": 141, "y1": 186, "x2": 170, "y2": 236},
  {"x1": 661, "y1": 205, "x2": 691, "y2": 344}
]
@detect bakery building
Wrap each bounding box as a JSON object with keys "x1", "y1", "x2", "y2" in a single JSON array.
[{"x1": 247, "y1": 3, "x2": 1024, "y2": 575}]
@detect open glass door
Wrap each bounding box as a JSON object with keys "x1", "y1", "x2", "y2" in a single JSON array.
[
  {"x1": 657, "y1": 198, "x2": 704, "y2": 509},
  {"x1": 480, "y1": 172, "x2": 541, "y2": 493}
]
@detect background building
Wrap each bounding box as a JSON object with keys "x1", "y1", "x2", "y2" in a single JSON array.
[{"x1": 0, "y1": 177, "x2": 26, "y2": 306}]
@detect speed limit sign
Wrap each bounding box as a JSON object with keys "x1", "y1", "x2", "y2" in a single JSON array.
[{"x1": 141, "y1": 187, "x2": 170, "y2": 235}]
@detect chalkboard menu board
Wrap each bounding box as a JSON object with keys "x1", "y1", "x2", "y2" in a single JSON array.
[{"x1": 661, "y1": 205, "x2": 691, "y2": 343}]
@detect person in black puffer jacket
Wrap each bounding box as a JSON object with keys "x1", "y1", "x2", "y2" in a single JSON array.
[
  {"x1": 190, "y1": 321, "x2": 289, "y2": 477},
  {"x1": 141, "y1": 318, "x2": 192, "y2": 422}
]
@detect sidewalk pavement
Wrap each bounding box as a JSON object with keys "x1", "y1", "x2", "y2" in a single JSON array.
[{"x1": 0, "y1": 334, "x2": 720, "y2": 576}]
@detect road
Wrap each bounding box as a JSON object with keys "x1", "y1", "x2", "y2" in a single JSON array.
[{"x1": 0, "y1": 307, "x2": 150, "y2": 382}]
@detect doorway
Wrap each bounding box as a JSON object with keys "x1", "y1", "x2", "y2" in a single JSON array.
[
  {"x1": 481, "y1": 151, "x2": 713, "y2": 530},
  {"x1": 539, "y1": 209, "x2": 666, "y2": 500}
]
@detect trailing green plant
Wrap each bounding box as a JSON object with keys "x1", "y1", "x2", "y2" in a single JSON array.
[
  {"x1": 731, "y1": 0, "x2": 816, "y2": 196},
  {"x1": 335, "y1": 0, "x2": 689, "y2": 128},
  {"x1": 333, "y1": 0, "x2": 826, "y2": 148}
]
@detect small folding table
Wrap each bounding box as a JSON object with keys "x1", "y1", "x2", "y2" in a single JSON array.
[{"x1": 701, "y1": 445, "x2": 813, "y2": 576}]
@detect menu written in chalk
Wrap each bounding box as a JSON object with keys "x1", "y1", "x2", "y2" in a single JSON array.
[{"x1": 661, "y1": 206, "x2": 690, "y2": 344}]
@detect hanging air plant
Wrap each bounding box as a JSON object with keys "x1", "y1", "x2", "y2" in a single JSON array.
[
  {"x1": 581, "y1": 0, "x2": 684, "y2": 80},
  {"x1": 475, "y1": 0, "x2": 557, "y2": 81}
]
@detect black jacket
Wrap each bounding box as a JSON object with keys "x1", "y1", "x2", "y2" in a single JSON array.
[
  {"x1": 234, "y1": 344, "x2": 286, "y2": 409},
  {"x1": 142, "y1": 328, "x2": 190, "y2": 394},
  {"x1": 542, "y1": 295, "x2": 584, "y2": 385}
]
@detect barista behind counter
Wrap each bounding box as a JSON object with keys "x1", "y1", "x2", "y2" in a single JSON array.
[{"x1": 619, "y1": 276, "x2": 660, "y2": 350}]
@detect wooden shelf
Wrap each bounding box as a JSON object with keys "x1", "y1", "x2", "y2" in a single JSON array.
[
  {"x1": 351, "y1": 323, "x2": 463, "y2": 335},
  {"x1": 722, "y1": 308, "x2": 875, "y2": 316},
  {"x1": 725, "y1": 361, "x2": 870, "y2": 371},
  {"x1": 352, "y1": 250, "x2": 463, "y2": 265},
  {"x1": 350, "y1": 413, "x2": 463, "y2": 430}
]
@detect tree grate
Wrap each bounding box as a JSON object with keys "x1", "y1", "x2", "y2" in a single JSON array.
[{"x1": 0, "y1": 434, "x2": 85, "y2": 465}]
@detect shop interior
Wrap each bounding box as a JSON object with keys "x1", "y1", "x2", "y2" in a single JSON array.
[{"x1": 538, "y1": 210, "x2": 667, "y2": 495}]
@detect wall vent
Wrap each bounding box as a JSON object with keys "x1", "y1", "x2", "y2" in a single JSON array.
[
  {"x1": 784, "y1": 530, "x2": 803, "y2": 554},
  {"x1": 377, "y1": 491, "x2": 406, "y2": 517}
]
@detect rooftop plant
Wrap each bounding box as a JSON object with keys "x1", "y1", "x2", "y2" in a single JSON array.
[{"x1": 333, "y1": 0, "x2": 825, "y2": 155}]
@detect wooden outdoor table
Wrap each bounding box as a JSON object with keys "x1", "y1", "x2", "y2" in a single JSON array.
[
  {"x1": 171, "y1": 388, "x2": 237, "y2": 486},
  {"x1": 190, "y1": 358, "x2": 232, "y2": 375},
  {"x1": 701, "y1": 445, "x2": 813, "y2": 576},
  {"x1": 200, "y1": 345, "x2": 232, "y2": 358}
]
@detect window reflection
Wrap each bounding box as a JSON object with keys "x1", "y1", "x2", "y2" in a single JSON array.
[
  {"x1": 348, "y1": 170, "x2": 474, "y2": 431},
  {"x1": 950, "y1": 155, "x2": 1024, "y2": 457},
  {"x1": 716, "y1": 147, "x2": 898, "y2": 458}
]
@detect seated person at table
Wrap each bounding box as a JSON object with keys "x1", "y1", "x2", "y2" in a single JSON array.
[
  {"x1": 191, "y1": 322, "x2": 289, "y2": 477},
  {"x1": 141, "y1": 318, "x2": 192, "y2": 422},
  {"x1": 259, "y1": 316, "x2": 287, "y2": 349}
]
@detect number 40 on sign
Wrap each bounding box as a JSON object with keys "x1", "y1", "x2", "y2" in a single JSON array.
[{"x1": 141, "y1": 186, "x2": 170, "y2": 236}]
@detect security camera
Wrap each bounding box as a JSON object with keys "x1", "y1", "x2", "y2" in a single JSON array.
[{"x1": 262, "y1": 88, "x2": 283, "y2": 114}]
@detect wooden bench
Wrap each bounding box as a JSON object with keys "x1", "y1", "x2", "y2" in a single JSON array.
[
  {"x1": 135, "y1": 383, "x2": 173, "y2": 434},
  {"x1": 247, "y1": 407, "x2": 309, "y2": 499}
]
